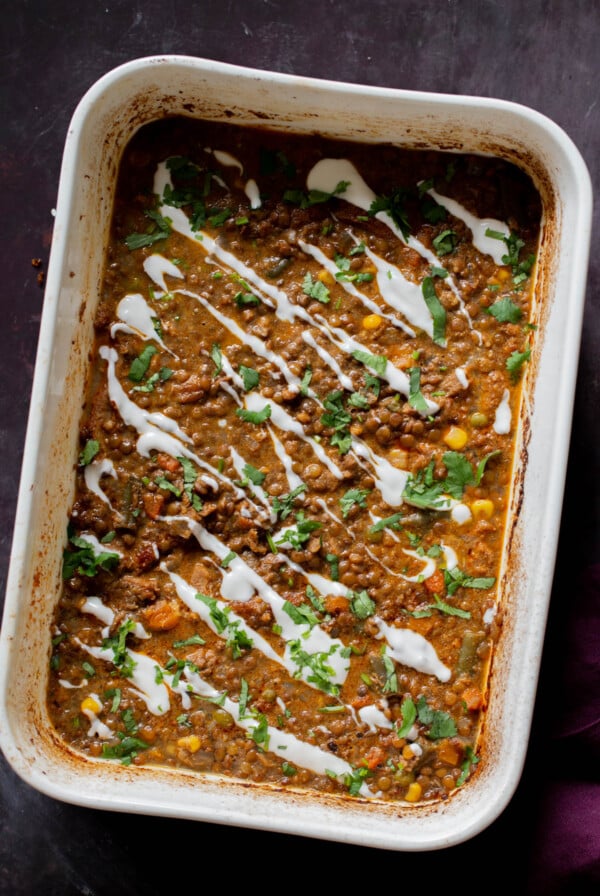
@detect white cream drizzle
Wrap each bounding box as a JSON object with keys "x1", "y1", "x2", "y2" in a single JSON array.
[
  {"x1": 143, "y1": 255, "x2": 184, "y2": 293},
  {"x1": 301, "y1": 331, "x2": 354, "y2": 391},
  {"x1": 358, "y1": 703, "x2": 393, "y2": 732},
  {"x1": 493, "y1": 389, "x2": 512, "y2": 434},
  {"x1": 374, "y1": 618, "x2": 451, "y2": 682},
  {"x1": 164, "y1": 517, "x2": 350, "y2": 687},
  {"x1": 82, "y1": 693, "x2": 113, "y2": 739},
  {"x1": 110, "y1": 293, "x2": 172, "y2": 356},
  {"x1": 455, "y1": 366, "x2": 470, "y2": 389},
  {"x1": 175, "y1": 666, "x2": 375, "y2": 797},
  {"x1": 269, "y1": 430, "x2": 305, "y2": 491},
  {"x1": 84, "y1": 459, "x2": 122, "y2": 518},
  {"x1": 77, "y1": 531, "x2": 123, "y2": 558},
  {"x1": 75, "y1": 637, "x2": 170, "y2": 715},
  {"x1": 244, "y1": 178, "x2": 261, "y2": 209},
  {"x1": 424, "y1": 186, "x2": 510, "y2": 265},
  {"x1": 229, "y1": 446, "x2": 276, "y2": 522},
  {"x1": 398, "y1": 543, "x2": 458, "y2": 582},
  {"x1": 297, "y1": 239, "x2": 416, "y2": 337},
  {"x1": 209, "y1": 149, "x2": 244, "y2": 172},
  {"x1": 306, "y1": 158, "x2": 474, "y2": 333}
]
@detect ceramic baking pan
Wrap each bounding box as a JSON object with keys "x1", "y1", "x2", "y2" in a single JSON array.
[{"x1": 0, "y1": 55, "x2": 591, "y2": 851}]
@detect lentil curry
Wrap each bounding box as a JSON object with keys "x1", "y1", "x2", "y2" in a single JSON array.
[{"x1": 48, "y1": 117, "x2": 541, "y2": 804}]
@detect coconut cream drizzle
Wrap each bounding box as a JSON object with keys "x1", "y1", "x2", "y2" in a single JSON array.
[
  {"x1": 77, "y1": 531, "x2": 123, "y2": 558},
  {"x1": 110, "y1": 293, "x2": 173, "y2": 357},
  {"x1": 82, "y1": 694, "x2": 113, "y2": 739},
  {"x1": 424, "y1": 186, "x2": 510, "y2": 265},
  {"x1": 493, "y1": 389, "x2": 512, "y2": 434},
  {"x1": 100, "y1": 345, "x2": 262, "y2": 510},
  {"x1": 75, "y1": 637, "x2": 170, "y2": 715},
  {"x1": 152, "y1": 165, "x2": 440, "y2": 413},
  {"x1": 229, "y1": 446, "x2": 276, "y2": 522},
  {"x1": 297, "y1": 239, "x2": 416, "y2": 337},
  {"x1": 163, "y1": 517, "x2": 350, "y2": 687},
  {"x1": 305, "y1": 158, "x2": 475, "y2": 332},
  {"x1": 374, "y1": 618, "x2": 451, "y2": 682},
  {"x1": 84, "y1": 458, "x2": 122, "y2": 518},
  {"x1": 173, "y1": 666, "x2": 375, "y2": 797},
  {"x1": 244, "y1": 178, "x2": 262, "y2": 209}
]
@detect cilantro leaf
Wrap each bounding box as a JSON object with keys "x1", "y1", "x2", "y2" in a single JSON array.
[
  {"x1": 507, "y1": 343, "x2": 531, "y2": 382},
  {"x1": 352, "y1": 350, "x2": 387, "y2": 376},
  {"x1": 79, "y1": 439, "x2": 100, "y2": 466},
  {"x1": 396, "y1": 696, "x2": 417, "y2": 737},
  {"x1": 340, "y1": 488, "x2": 370, "y2": 518},
  {"x1": 125, "y1": 210, "x2": 172, "y2": 250},
  {"x1": 408, "y1": 367, "x2": 430, "y2": 414},
  {"x1": 239, "y1": 365, "x2": 260, "y2": 391},
  {"x1": 236, "y1": 405, "x2": 272, "y2": 424},
  {"x1": 271, "y1": 484, "x2": 307, "y2": 520},
  {"x1": 128, "y1": 345, "x2": 157, "y2": 382},
  {"x1": 432, "y1": 229, "x2": 457, "y2": 256},
  {"x1": 349, "y1": 589, "x2": 376, "y2": 619},
  {"x1": 302, "y1": 273, "x2": 330, "y2": 303},
  {"x1": 368, "y1": 187, "x2": 411, "y2": 240},
  {"x1": 486, "y1": 297, "x2": 523, "y2": 323},
  {"x1": 421, "y1": 276, "x2": 447, "y2": 346}
]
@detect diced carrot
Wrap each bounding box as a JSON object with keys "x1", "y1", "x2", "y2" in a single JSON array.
[
  {"x1": 362, "y1": 746, "x2": 386, "y2": 770},
  {"x1": 424, "y1": 569, "x2": 446, "y2": 595},
  {"x1": 156, "y1": 453, "x2": 181, "y2": 473},
  {"x1": 143, "y1": 492, "x2": 165, "y2": 520},
  {"x1": 437, "y1": 742, "x2": 461, "y2": 766},
  {"x1": 324, "y1": 595, "x2": 350, "y2": 614},
  {"x1": 462, "y1": 686, "x2": 484, "y2": 711},
  {"x1": 143, "y1": 600, "x2": 181, "y2": 632}
]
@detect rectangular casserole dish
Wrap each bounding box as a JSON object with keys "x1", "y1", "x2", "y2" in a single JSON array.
[{"x1": 0, "y1": 55, "x2": 592, "y2": 851}]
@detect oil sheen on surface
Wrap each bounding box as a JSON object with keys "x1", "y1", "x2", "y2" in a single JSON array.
[{"x1": 47, "y1": 117, "x2": 541, "y2": 804}]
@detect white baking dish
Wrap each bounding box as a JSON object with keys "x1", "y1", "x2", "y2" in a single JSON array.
[{"x1": 0, "y1": 55, "x2": 591, "y2": 851}]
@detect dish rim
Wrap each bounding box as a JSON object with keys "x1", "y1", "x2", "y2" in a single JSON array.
[{"x1": 0, "y1": 54, "x2": 592, "y2": 851}]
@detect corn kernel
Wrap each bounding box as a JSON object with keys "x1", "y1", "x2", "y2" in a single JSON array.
[
  {"x1": 405, "y1": 782, "x2": 422, "y2": 802},
  {"x1": 443, "y1": 426, "x2": 468, "y2": 450},
  {"x1": 471, "y1": 499, "x2": 494, "y2": 519},
  {"x1": 362, "y1": 313, "x2": 383, "y2": 330},
  {"x1": 389, "y1": 448, "x2": 409, "y2": 468},
  {"x1": 317, "y1": 269, "x2": 334, "y2": 285},
  {"x1": 497, "y1": 268, "x2": 511, "y2": 281},
  {"x1": 177, "y1": 734, "x2": 201, "y2": 753},
  {"x1": 80, "y1": 696, "x2": 101, "y2": 715}
]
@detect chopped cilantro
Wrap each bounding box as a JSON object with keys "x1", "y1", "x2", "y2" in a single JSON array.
[
  {"x1": 507, "y1": 343, "x2": 531, "y2": 382},
  {"x1": 239, "y1": 365, "x2": 260, "y2": 391},
  {"x1": 125, "y1": 210, "x2": 172, "y2": 250},
  {"x1": 486, "y1": 297, "x2": 523, "y2": 323},
  {"x1": 79, "y1": 439, "x2": 100, "y2": 466},
  {"x1": 302, "y1": 273, "x2": 330, "y2": 303},
  {"x1": 340, "y1": 488, "x2": 370, "y2": 518},
  {"x1": 236, "y1": 405, "x2": 272, "y2": 424},
  {"x1": 271, "y1": 484, "x2": 307, "y2": 520},
  {"x1": 421, "y1": 276, "x2": 447, "y2": 346},
  {"x1": 432, "y1": 228, "x2": 457, "y2": 256},
  {"x1": 368, "y1": 187, "x2": 411, "y2": 240},
  {"x1": 349, "y1": 589, "x2": 376, "y2": 619},
  {"x1": 369, "y1": 513, "x2": 402, "y2": 534},
  {"x1": 128, "y1": 345, "x2": 157, "y2": 382}
]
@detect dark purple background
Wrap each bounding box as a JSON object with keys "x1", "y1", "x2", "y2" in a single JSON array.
[{"x1": 1, "y1": 2, "x2": 598, "y2": 893}]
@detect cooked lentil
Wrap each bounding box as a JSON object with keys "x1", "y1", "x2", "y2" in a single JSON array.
[{"x1": 47, "y1": 117, "x2": 541, "y2": 803}]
